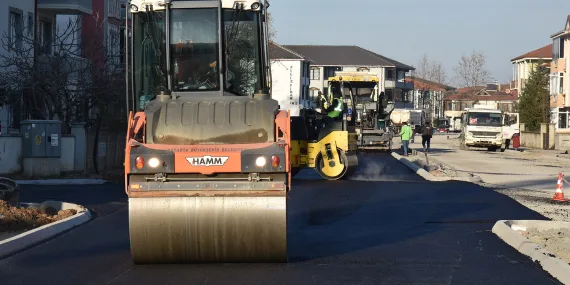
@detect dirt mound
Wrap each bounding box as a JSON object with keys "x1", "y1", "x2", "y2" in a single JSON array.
[
  {"x1": 526, "y1": 227, "x2": 570, "y2": 265},
  {"x1": 0, "y1": 201, "x2": 77, "y2": 232}
]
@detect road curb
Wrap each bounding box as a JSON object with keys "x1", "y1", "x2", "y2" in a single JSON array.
[
  {"x1": 0, "y1": 201, "x2": 92, "y2": 259},
  {"x1": 411, "y1": 148, "x2": 484, "y2": 183},
  {"x1": 492, "y1": 220, "x2": 570, "y2": 285},
  {"x1": 390, "y1": 152, "x2": 449, "y2": 182}
]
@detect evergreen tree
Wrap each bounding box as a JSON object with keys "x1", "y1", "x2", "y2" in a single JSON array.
[{"x1": 518, "y1": 60, "x2": 550, "y2": 132}]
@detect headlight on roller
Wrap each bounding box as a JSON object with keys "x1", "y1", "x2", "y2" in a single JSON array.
[
  {"x1": 148, "y1": 157, "x2": 160, "y2": 168},
  {"x1": 255, "y1": 156, "x2": 266, "y2": 167}
]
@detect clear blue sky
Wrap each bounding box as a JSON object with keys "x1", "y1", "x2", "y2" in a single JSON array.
[{"x1": 270, "y1": 0, "x2": 570, "y2": 86}]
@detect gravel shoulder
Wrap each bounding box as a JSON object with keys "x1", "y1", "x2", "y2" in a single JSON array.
[
  {"x1": 526, "y1": 227, "x2": 570, "y2": 265},
  {"x1": 393, "y1": 134, "x2": 570, "y2": 222}
]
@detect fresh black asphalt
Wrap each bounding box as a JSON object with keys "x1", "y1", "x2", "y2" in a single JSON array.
[{"x1": 0, "y1": 153, "x2": 561, "y2": 284}]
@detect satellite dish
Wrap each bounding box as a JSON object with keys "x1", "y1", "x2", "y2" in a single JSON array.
[{"x1": 505, "y1": 89, "x2": 511, "y2": 94}]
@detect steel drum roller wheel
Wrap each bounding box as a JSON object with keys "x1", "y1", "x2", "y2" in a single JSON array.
[
  {"x1": 128, "y1": 195, "x2": 287, "y2": 264},
  {"x1": 315, "y1": 148, "x2": 357, "y2": 180}
]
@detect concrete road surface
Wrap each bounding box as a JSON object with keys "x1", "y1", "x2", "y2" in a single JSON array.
[
  {"x1": 0, "y1": 153, "x2": 562, "y2": 284},
  {"x1": 396, "y1": 134, "x2": 570, "y2": 192}
]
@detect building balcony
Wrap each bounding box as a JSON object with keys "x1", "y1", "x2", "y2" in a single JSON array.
[
  {"x1": 38, "y1": 0, "x2": 92, "y2": 15},
  {"x1": 396, "y1": 81, "x2": 414, "y2": 90}
]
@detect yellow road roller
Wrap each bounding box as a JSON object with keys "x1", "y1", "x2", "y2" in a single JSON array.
[{"x1": 290, "y1": 79, "x2": 359, "y2": 180}]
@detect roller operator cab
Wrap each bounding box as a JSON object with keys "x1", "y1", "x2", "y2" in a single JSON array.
[{"x1": 124, "y1": 0, "x2": 290, "y2": 264}]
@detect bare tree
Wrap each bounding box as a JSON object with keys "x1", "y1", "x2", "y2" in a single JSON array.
[
  {"x1": 0, "y1": 13, "x2": 126, "y2": 135},
  {"x1": 0, "y1": 16, "x2": 91, "y2": 131},
  {"x1": 266, "y1": 11, "x2": 276, "y2": 43},
  {"x1": 412, "y1": 53, "x2": 447, "y2": 85},
  {"x1": 429, "y1": 62, "x2": 447, "y2": 85},
  {"x1": 453, "y1": 50, "x2": 490, "y2": 87},
  {"x1": 412, "y1": 53, "x2": 430, "y2": 80}
]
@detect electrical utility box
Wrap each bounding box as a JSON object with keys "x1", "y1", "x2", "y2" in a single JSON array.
[{"x1": 20, "y1": 120, "x2": 62, "y2": 158}]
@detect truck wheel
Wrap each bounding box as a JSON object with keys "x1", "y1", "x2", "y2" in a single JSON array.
[{"x1": 505, "y1": 139, "x2": 511, "y2": 149}]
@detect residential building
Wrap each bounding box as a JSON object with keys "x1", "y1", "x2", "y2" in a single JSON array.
[
  {"x1": 269, "y1": 42, "x2": 311, "y2": 116},
  {"x1": 405, "y1": 76, "x2": 456, "y2": 123},
  {"x1": 443, "y1": 84, "x2": 518, "y2": 132},
  {"x1": 0, "y1": 0, "x2": 36, "y2": 130},
  {"x1": 510, "y1": 44, "x2": 552, "y2": 92},
  {"x1": 282, "y1": 45, "x2": 414, "y2": 107},
  {"x1": 550, "y1": 15, "x2": 570, "y2": 131},
  {"x1": 0, "y1": 0, "x2": 93, "y2": 132}
]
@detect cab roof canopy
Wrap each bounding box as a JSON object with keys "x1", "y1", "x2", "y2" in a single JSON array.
[{"x1": 129, "y1": 0, "x2": 266, "y2": 12}]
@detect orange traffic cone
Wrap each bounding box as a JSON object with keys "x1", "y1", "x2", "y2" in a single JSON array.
[{"x1": 552, "y1": 173, "x2": 568, "y2": 202}]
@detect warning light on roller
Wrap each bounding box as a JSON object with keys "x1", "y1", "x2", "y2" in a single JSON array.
[
  {"x1": 135, "y1": 156, "x2": 144, "y2": 169},
  {"x1": 255, "y1": 156, "x2": 266, "y2": 167},
  {"x1": 148, "y1": 157, "x2": 160, "y2": 168},
  {"x1": 271, "y1": 155, "x2": 280, "y2": 167}
]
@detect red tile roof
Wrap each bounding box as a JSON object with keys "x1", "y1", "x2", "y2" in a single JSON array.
[
  {"x1": 404, "y1": 76, "x2": 455, "y2": 91},
  {"x1": 444, "y1": 86, "x2": 518, "y2": 102},
  {"x1": 511, "y1": 44, "x2": 552, "y2": 61}
]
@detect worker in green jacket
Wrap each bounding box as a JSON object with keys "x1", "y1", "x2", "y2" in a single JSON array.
[
  {"x1": 399, "y1": 122, "x2": 413, "y2": 156},
  {"x1": 326, "y1": 96, "x2": 344, "y2": 119}
]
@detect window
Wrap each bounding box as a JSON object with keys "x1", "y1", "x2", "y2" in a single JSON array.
[
  {"x1": 324, "y1": 67, "x2": 340, "y2": 79},
  {"x1": 386, "y1": 69, "x2": 394, "y2": 80},
  {"x1": 108, "y1": 24, "x2": 121, "y2": 65},
  {"x1": 560, "y1": 38, "x2": 565, "y2": 58},
  {"x1": 385, "y1": 89, "x2": 394, "y2": 101},
  {"x1": 310, "y1": 67, "x2": 320, "y2": 80},
  {"x1": 553, "y1": 38, "x2": 561, "y2": 60},
  {"x1": 559, "y1": 108, "x2": 569, "y2": 129},
  {"x1": 109, "y1": 0, "x2": 121, "y2": 19},
  {"x1": 9, "y1": 9, "x2": 23, "y2": 50},
  {"x1": 27, "y1": 13, "x2": 33, "y2": 37},
  {"x1": 39, "y1": 20, "x2": 53, "y2": 54},
  {"x1": 560, "y1": 73, "x2": 564, "y2": 94}
]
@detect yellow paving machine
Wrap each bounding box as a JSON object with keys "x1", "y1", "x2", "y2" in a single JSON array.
[{"x1": 328, "y1": 72, "x2": 394, "y2": 151}]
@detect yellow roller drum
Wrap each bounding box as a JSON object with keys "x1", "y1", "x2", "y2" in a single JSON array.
[{"x1": 128, "y1": 195, "x2": 287, "y2": 264}]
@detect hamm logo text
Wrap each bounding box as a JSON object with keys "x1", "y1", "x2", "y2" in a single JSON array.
[{"x1": 186, "y1": 156, "x2": 229, "y2": 167}]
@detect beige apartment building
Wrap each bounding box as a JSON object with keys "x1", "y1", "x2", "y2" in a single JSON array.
[
  {"x1": 550, "y1": 15, "x2": 570, "y2": 130},
  {"x1": 510, "y1": 44, "x2": 552, "y2": 92},
  {"x1": 550, "y1": 15, "x2": 570, "y2": 150}
]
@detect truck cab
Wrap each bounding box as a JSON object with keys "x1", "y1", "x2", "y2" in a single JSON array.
[
  {"x1": 502, "y1": 112, "x2": 520, "y2": 149},
  {"x1": 459, "y1": 105, "x2": 505, "y2": 152}
]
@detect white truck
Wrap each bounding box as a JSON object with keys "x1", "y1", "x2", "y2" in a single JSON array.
[
  {"x1": 390, "y1": 108, "x2": 425, "y2": 135},
  {"x1": 459, "y1": 105, "x2": 513, "y2": 152},
  {"x1": 502, "y1": 112, "x2": 520, "y2": 149},
  {"x1": 444, "y1": 110, "x2": 463, "y2": 133}
]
